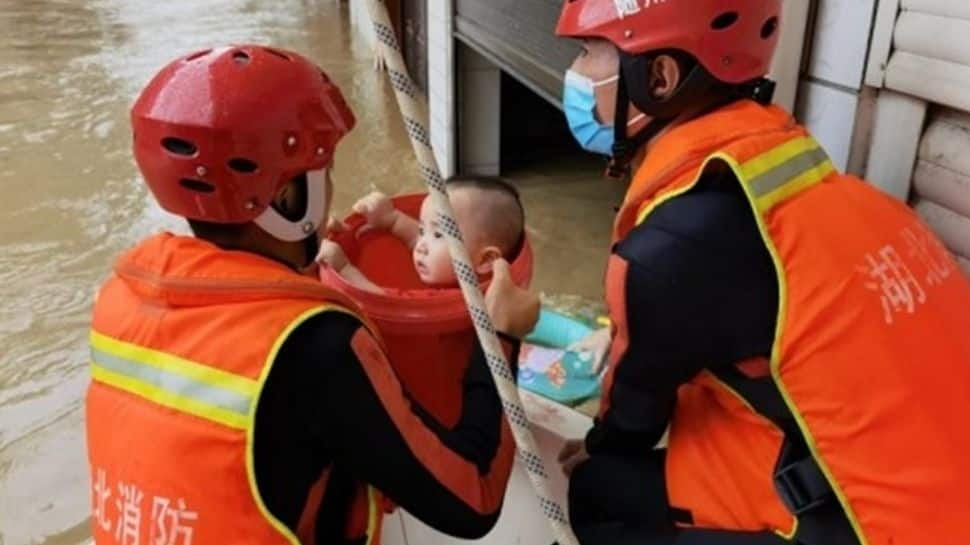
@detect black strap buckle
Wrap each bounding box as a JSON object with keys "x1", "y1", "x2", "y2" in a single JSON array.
[
  {"x1": 737, "y1": 77, "x2": 777, "y2": 105},
  {"x1": 606, "y1": 138, "x2": 635, "y2": 179},
  {"x1": 774, "y1": 454, "x2": 832, "y2": 516}
]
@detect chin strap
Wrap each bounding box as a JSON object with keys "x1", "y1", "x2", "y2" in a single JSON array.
[
  {"x1": 735, "y1": 77, "x2": 777, "y2": 106},
  {"x1": 606, "y1": 51, "x2": 778, "y2": 180},
  {"x1": 606, "y1": 66, "x2": 672, "y2": 179}
]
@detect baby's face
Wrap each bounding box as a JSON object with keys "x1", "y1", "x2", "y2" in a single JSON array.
[{"x1": 412, "y1": 194, "x2": 483, "y2": 286}]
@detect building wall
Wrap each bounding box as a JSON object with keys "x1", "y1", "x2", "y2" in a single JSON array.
[
  {"x1": 795, "y1": 0, "x2": 879, "y2": 173},
  {"x1": 423, "y1": 1, "x2": 893, "y2": 179},
  {"x1": 427, "y1": 0, "x2": 456, "y2": 177}
]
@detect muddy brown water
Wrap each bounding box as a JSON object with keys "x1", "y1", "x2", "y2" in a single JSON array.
[{"x1": 0, "y1": 1, "x2": 618, "y2": 543}]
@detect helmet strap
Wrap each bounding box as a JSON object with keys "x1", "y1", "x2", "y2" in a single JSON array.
[
  {"x1": 735, "y1": 77, "x2": 777, "y2": 105},
  {"x1": 620, "y1": 50, "x2": 721, "y2": 119},
  {"x1": 607, "y1": 51, "x2": 778, "y2": 179},
  {"x1": 606, "y1": 59, "x2": 675, "y2": 179},
  {"x1": 302, "y1": 231, "x2": 320, "y2": 269}
]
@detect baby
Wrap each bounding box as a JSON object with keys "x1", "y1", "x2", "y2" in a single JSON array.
[{"x1": 318, "y1": 177, "x2": 525, "y2": 293}]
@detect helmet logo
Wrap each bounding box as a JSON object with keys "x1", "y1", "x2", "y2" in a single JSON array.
[
  {"x1": 614, "y1": 0, "x2": 668, "y2": 19},
  {"x1": 613, "y1": 0, "x2": 641, "y2": 17}
]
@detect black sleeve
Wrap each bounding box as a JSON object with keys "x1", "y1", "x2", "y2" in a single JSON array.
[
  {"x1": 586, "y1": 182, "x2": 779, "y2": 457},
  {"x1": 265, "y1": 311, "x2": 514, "y2": 539}
]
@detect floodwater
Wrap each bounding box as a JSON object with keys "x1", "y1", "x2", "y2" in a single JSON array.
[{"x1": 0, "y1": 1, "x2": 618, "y2": 544}]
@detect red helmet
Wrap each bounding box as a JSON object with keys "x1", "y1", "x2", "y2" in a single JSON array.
[
  {"x1": 131, "y1": 45, "x2": 355, "y2": 224},
  {"x1": 556, "y1": 0, "x2": 782, "y2": 84}
]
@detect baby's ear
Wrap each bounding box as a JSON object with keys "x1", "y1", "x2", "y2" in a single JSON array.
[{"x1": 475, "y1": 246, "x2": 504, "y2": 275}]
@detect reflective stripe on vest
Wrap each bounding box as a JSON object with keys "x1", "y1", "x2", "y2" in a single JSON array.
[
  {"x1": 90, "y1": 330, "x2": 259, "y2": 429},
  {"x1": 636, "y1": 136, "x2": 835, "y2": 226},
  {"x1": 365, "y1": 486, "x2": 381, "y2": 545},
  {"x1": 631, "y1": 133, "x2": 839, "y2": 540},
  {"x1": 742, "y1": 136, "x2": 835, "y2": 212},
  {"x1": 621, "y1": 102, "x2": 970, "y2": 543}
]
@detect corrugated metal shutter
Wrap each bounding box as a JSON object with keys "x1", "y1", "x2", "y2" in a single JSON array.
[
  {"x1": 884, "y1": 0, "x2": 970, "y2": 112},
  {"x1": 454, "y1": 0, "x2": 579, "y2": 107},
  {"x1": 912, "y1": 108, "x2": 970, "y2": 275},
  {"x1": 452, "y1": 1, "x2": 809, "y2": 111}
]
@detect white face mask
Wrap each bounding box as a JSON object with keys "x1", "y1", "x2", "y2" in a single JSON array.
[{"x1": 563, "y1": 70, "x2": 645, "y2": 156}]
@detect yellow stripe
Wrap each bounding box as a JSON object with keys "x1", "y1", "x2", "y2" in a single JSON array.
[
  {"x1": 728, "y1": 157, "x2": 871, "y2": 545},
  {"x1": 755, "y1": 159, "x2": 835, "y2": 213},
  {"x1": 706, "y1": 371, "x2": 800, "y2": 537},
  {"x1": 738, "y1": 136, "x2": 820, "y2": 182},
  {"x1": 91, "y1": 363, "x2": 249, "y2": 429},
  {"x1": 94, "y1": 303, "x2": 373, "y2": 544},
  {"x1": 774, "y1": 518, "x2": 800, "y2": 541},
  {"x1": 245, "y1": 304, "x2": 363, "y2": 545},
  {"x1": 634, "y1": 136, "x2": 832, "y2": 226},
  {"x1": 90, "y1": 331, "x2": 257, "y2": 398},
  {"x1": 366, "y1": 486, "x2": 380, "y2": 545},
  {"x1": 631, "y1": 135, "x2": 867, "y2": 542},
  {"x1": 635, "y1": 182, "x2": 698, "y2": 228},
  {"x1": 634, "y1": 152, "x2": 736, "y2": 226}
]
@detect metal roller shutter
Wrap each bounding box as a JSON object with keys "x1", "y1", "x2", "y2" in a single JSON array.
[
  {"x1": 454, "y1": 0, "x2": 579, "y2": 107},
  {"x1": 451, "y1": 2, "x2": 808, "y2": 112}
]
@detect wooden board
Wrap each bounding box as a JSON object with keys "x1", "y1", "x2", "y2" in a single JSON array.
[
  {"x1": 914, "y1": 199, "x2": 970, "y2": 258},
  {"x1": 912, "y1": 160, "x2": 970, "y2": 219},
  {"x1": 865, "y1": 90, "x2": 927, "y2": 200}
]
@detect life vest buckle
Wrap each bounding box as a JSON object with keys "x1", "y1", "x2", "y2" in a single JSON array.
[{"x1": 773, "y1": 454, "x2": 832, "y2": 516}]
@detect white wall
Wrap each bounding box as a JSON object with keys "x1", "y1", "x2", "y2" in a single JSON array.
[
  {"x1": 427, "y1": 0, "x2": 457, "y2": 177},
  {"x1": 348, "y1": 0, "x2": 377, "y2": 47},
  {"x1": 770, "y1": 1, "x2": 812, "y2": 111},
  {"x1": 795, "y1": 0, "x2": 879, "y2": 173}
]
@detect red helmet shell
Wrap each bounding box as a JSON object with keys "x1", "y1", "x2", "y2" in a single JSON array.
[
  {"x1": 131, "y1": 45, "x2": 355, "y2": 223},
  {"x1": 556, "y1": 0, "x2": 782, "y2": 84}
]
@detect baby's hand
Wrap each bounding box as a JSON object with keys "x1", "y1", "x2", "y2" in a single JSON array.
[
  {"x1": 353, "y1": 191, "x2": 398, "y2": 230},
  {"x1": 316, "y1": 240, "x2": 349, "y2": 272}
]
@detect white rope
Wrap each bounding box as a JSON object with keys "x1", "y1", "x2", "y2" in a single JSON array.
[{"x1": 360, "y1": 2, "x2": 579, "y2": 544}]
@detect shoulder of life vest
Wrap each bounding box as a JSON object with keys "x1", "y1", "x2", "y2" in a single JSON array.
[
  {"x1": 629, "y1": 109, "x2": 970, "y2": 544},
  {"x1": 633, "y1": 131, "x2": 837, "y2": 540},
  {"x1": 87, "y1": 237, "x2": 384, "y2": 545}
]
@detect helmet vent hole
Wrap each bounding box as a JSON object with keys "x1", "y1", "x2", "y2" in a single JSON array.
[
  {"x1": 185, "y1": 49, "x2": 212, "y2": 62},
  {"x1": 179, "y1": 179, "x2": 215, "y2": 193},
  {"x1": 161, "y1": 137, "x2": 198, "y2": 157},
  {"x1": 264, "y1": 48, "x2": 291, "y2": 61},
  {"x1": 761, "y1": 16, "x2": 779, "y2": 39},
  {"x1": 228, "y1": 158, "x2": 259, "y2": 174},
  {"x1": 711, "y1": 12, "x2": 739, "y2": 30},
  {"x1": 233, "y1": 51, "x2": 251, "y2": 65}
]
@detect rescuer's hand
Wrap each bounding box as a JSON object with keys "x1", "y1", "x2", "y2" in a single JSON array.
[
  {"x1": 558, "y1": 439, "x2": 590, "y2": 476},
  {"x1": 485, "y1": 258, "x2": 540, "y2": 339}
]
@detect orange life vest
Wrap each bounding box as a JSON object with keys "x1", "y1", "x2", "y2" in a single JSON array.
[
  {"x1": 606, "y1": 100, "x2": 970, "y2": 544},
  {"x1": 86, "y1": 233, "x2": 382, "y2": 545}
]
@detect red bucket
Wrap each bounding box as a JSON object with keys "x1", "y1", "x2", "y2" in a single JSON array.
[{"x1": 320, "y1": 193, "x2": 533, "y2": 426}]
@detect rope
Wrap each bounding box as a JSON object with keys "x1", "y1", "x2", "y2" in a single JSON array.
[{"x1": 360, "y1": 2, "x2": 579, "y2": 544}]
